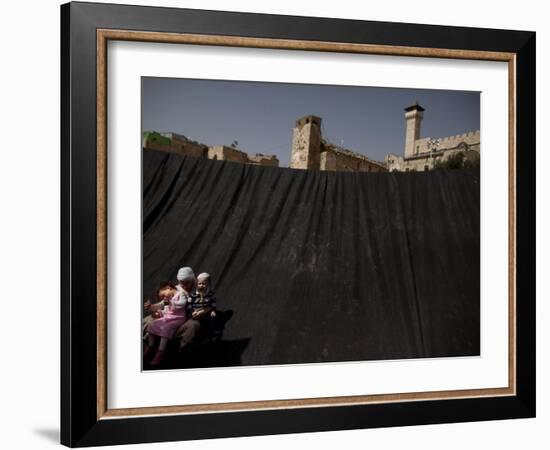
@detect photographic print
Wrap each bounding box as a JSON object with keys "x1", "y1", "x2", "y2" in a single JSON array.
[
  {"x1": 141, "y1": 78, "x2": 481, "y2": 370},
  {"x1": 61, "y1": 5, "x2": 535, "y2": 444}
]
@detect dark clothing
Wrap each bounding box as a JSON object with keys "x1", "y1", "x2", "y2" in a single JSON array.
[
  {"x1": 176, "y1": 319, "x2": 202, "y2": 350},
  {"x1": 188, "y1": 289, "x2": 216, "y2": 313},
  {"x1": 177, "y1": 290, "x2": 219, "y2": 350}
]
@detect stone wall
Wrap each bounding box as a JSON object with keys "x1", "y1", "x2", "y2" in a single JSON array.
[
  {"x1": 290, "y1": 115, "x2": 385, "y2": 172},
  {"x1": 206, "y1": 146, "x2": 280, "y2": 167},
  {"x1": 142, "y1": 137, "x2": 207, "y2": 158},
  {"x1": 248, "y1": 153, "x2": 280, "y2": 167},
  {"x1": 320, "y1": 148, "x2": 386, "y2": 172},
  {"x1": 386, "y1": 129, "x2": 481, "y2": 172},
  {"x1": 412, "y1": 130, "x2": 481, "y2": 155},
  {"x1": 386, "y1": 153, "x2": 435, "y2": 172},
  {"x1": 386, "y1": 102, "x2": 481, "y2": 172},
  {"x1": 386, "y1": 145, "x2": 480, "y2": 172},
  {"x1": 144, "y1": 132, "x2": 280, "y2": 168},
  {"x1": 207, "y1": 145, "x2": 250, "y2": 164}
]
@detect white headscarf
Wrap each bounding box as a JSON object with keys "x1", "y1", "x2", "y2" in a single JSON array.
[{"x1": 176, "y1": 266, "x2": 195, "y2": 282}]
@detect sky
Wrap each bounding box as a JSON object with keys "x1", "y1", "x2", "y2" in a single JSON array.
[{"x1": 142, "y1": 77, "x2": 480, "y2": 166}]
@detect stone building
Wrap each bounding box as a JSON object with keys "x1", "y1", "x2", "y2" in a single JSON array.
[
  {"x1": 385, "y1": 103, "x2": 480, "y2": 172},
  {"x1": 290, "y1": 115, "x2": 387, "y2": 172},
  {"x1": 144, "y1": 105, "x2": 475, "y2": 173},
  {"x1": 143, "y1": 132, "x2": 279, "y2": 167},
  {"x1": 207, "y1": 145, "x2": 279, "y2": 167},
  {"x1": 207, "y1": 145, "x2": 250, "y2": 164},
  {"x1": 143, "y1": 132, "x2": 208, "y2": 159},
  {"x1": 248, "y1": 153, "x2": 280, "y2": 167}
]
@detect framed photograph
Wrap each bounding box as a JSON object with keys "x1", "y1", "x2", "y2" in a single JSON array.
[{"x1": 61, "y1": 1, "x2": 535, "y2": 447}]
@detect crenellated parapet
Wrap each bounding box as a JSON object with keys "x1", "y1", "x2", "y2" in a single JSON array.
[{"x1": 411, "y1": 130, "x2": 480, "y2": 156}]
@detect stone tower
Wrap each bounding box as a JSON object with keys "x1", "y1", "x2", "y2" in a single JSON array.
[
  {"x1": 404, "y1": 102, "x2": 425, "y2": 158},
  {"x1": 290, "y1": 115, "x2": 322, "y2": 170}
]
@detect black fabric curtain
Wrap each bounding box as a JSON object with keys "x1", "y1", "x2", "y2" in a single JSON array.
[{"x1": 143, "y1": 150, "x2": 480, "y2": 366}]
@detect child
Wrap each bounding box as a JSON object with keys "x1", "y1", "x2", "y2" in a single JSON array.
[
  {"x1": 144, "y1": 281, "x2": 189, "y2": 365},
  {"x1": 142, "y1": 293, "x2": 170, "y2": 340},
  {"x1": 190, "y1": 272, "x2": 217, "y2": 320},
  {"x1": 178, "y1": 272, "x2": 217, "y2": 350}
]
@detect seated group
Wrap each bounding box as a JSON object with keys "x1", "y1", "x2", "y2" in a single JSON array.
[{"x1": 143, "y1": 267, "x2": 217, "y2": 366}]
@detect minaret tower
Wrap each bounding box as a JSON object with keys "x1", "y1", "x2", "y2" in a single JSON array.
[
  {"x1": 404, "y1": 102, "x2": 425, "y2": 158},
  {"x1": 290, "y1": 115, "x2": 322, "y2": 170}
]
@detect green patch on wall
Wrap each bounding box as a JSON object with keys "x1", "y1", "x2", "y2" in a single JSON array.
[{"x1": 143, "y1": 131, "x2": 171, "y2": 146}]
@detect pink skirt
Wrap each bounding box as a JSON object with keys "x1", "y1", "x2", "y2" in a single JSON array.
[{"x1": 147, "y1": 312, "x2": 187, "y2": 339}]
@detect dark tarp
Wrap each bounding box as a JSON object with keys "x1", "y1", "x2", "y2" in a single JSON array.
[{"x1": 143, "y1": 149, "x2": 480, "y2": 366}]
